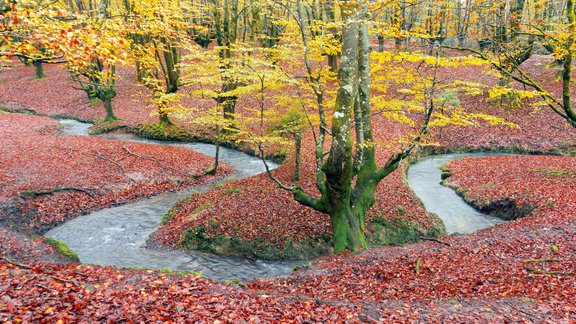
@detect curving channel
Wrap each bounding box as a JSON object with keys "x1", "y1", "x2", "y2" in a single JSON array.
[
  {"x1": 406, "y1": 153, "x2": 506, "y2": 234},
  {"x1": 49, "y1": 119, "x2": 304, "y2": 281},
  {"x1": 52, "y1": 120, "x2": 507, "y2": 280}
]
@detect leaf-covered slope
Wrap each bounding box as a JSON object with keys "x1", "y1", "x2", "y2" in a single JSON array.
[{"x1": 0, "y1": 113, "x2": 231, "y2": 232}]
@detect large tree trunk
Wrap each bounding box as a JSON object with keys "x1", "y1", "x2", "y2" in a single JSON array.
[
  {"x1": 323, "y1": 6, "x2": 365, "y2": 253},
  {"x1": 562, "y1": 0, "x2": 576, "y2": 125},
  {"x1": 33, "y1": 61, "x2": 45, "y2": 79},
  {"x1": 219, "y1": 82, "x2": 239, "y2": 120},
  {"x1": 292, "y1": 132, "x2": 302, "y2": 181},
  {"x1": 102, "y1": 97, "x2": 118, "y2": 122},
  {"x1": 330, "y1": 198, "x2": 366, "y2": 252},
  {"x1": 286, "y1": 1, "x2": 414, "y2": 253},
  {"x1": 377, "y1": 34, "x2": 385, "y2": 52}
]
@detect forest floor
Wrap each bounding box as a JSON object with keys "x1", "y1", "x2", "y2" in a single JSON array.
[{"x1": 1, "y1": 56, "x2": 575, "y2": 321}]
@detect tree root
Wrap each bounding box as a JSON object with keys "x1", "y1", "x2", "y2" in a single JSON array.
[
  {"x1": 20, "y1": 187, "x2": 95, "y2": 200},
  {"x1": 419, "y1": 236, "x2": 452, "y2": 246},
  {"x1": 524, "y1": 258, "x2": 560, "y2": 263},
  {"x1": 526, "y1": 267, "x2": 574, "y2": 275}
]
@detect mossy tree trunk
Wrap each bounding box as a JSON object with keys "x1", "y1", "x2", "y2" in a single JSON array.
[
  {"x1": 213, "y1": 0, "x2": 240, "y2": 121},
  {"x1": 282, "y1": 2, "x2": 428, "y2": 254},
  {"x1": 70, "y1": 60, "x2": 119, "y2": 122},
  {"x1": 156, "y1": 37, "x2": 180, "y2": 126},
  {"x1": 33, "y1": 61, "x2": 45, "y2": 79},
  {"x1": 102, "y1": 96, "x2": 118, "y2": 122},
  {"x1": 291, "y1": 132, "x2": 302, "y2": 181},
  {"x1": 562, "y1": 0, "x2": 576, "y2": 126}
]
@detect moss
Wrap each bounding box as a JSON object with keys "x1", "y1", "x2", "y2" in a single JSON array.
[
  {"x1": 225, "y1": 278, "x2": 247, "y2": 288},
  {"x1": 0, "y1": 107, "x2": 36, "y2": 115},
  {"x1": 160, "y1": 195, "x2": 204, "y2": 225},
  {"x1": 133, "y1": 122, "x2": 287, "y2": 163},
  {"x1": 157, "y1": 267, "x2": 203, "y2": 277},
  {"x1": 529, "y1": 166, "x2": 576, "y2": 179},
  {"x1": 44, "y1": 237, "x2": 80, "y2": 262},
  {"x1": 133, "y1": 122, "x2": 200, "y2": 141},
  {"x1": 181, "y1": 226, "x2": 330, "y2": 260},
  {"x1": 439, "y1": 165, "x2": 452, "y2": 180},
  {"x1": 222, "y1": 188, "x2": 240, "y2": 195},
  {"x1": 394, "y1": 205, "x2": 408, "y2": 215},
  {"x1": 125, "y1": 266, "x2": 203, "y2": 277},
  {"x1": 89, "y1": 119, "x2": 127, "y2": 135},
  {"x1": 368, "y1": 216, "x2": 444, "y2": 246},
  {"x1": 88, "y1": 98, "x2": 101, "y2": 107}
]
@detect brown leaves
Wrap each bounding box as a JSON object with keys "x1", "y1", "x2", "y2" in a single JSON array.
[{"x1": 0, "y1": 113, "x2": 232, "y2": 232}]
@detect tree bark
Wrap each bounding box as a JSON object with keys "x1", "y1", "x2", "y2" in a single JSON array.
[
  {"x1": 322, "y1": 5, "x2": 365, "y2": 253},
  {"x1": 33, "y1": 61, "x2": 45, "y2": 79},
  {"x1": 103, "y1": 97, "x2": 118, "y2": 122},
  {"x1": 292, "y1": 132, "x2": 302, "y2": 181},
  {"x1": 330, "y1": 200, "x2": 366, "y2": 252},
  {"x1": 562, "y1": 0, "x2": 576, "y2": 124}
]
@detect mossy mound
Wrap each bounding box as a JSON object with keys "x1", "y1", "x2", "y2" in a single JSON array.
[
  {"x1": 133, "y1": 122, "x2": 201, "y2": 141},
  {"x1": 368, "y1": 216, "x2": 445, "y2": 246},
  {"x1": 89, "y1": 119, "x2": 128, "y2": 135},
  {"x1": 181, "y1": 225, "x2": 331, "y2": 260},
  {"x1": 44, "y1": 237, "x2": 80, "y2": 262}
]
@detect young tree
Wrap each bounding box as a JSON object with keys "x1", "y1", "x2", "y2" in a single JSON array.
[
  {"x1": 58, "y1": 15, "x2": 129, "y2": 122},
  {"x1": 0, "y1": 1, "x2": 66, "y2": 78}
]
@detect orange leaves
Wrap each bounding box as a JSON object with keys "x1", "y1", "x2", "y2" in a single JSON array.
[
  {"x1": 0, "y1": 113, "x2": 231, "y2": 232},
  {"x1": 445, "y1": 155, "x2": 576, "y2": 218}
]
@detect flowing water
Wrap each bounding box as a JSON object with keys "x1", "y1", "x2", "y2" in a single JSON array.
[
  {"x1": 406, "y1": 153, "x2": 506, "y2": 234},
  {"x1": 47, "y1": 120, "x2": 303, "y2": 281},
  {"x1": 49, "y1": 120, "x2": 506, "y2": 280}
]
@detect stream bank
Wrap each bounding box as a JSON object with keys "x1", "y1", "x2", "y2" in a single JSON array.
[
  {"x1": 406, "y1": 153, "x2": 506, "y2": 234},
  {"x1": 49, "y1": 120, "x2": 521, "y2": 280},
  {"x1": 49, "y1": 120, "x2": 304, "y2": 281}
]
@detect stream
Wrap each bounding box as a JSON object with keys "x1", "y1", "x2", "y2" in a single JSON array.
[
  {"x1": 406, "y1": 154, "x2": 505, "y2": 234},
  {"x1": 49, "y1": 119, "x2": 304, "y2": 281},
  {"x1": 51, "y1": 119, "x2": 506, "y2": 281}
]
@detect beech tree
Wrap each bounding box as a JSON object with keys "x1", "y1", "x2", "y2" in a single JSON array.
[
  {"x1": 58, "y1": 12, "x2": 130, "y2": 122},
  {"x1": 124, "y1": 0, "x2": 193, "y2": 125},
  {"x1": 0, "y1": 1, "x2": 66, "y2": 79},
  {"x1": 259, "y1": 0, "x2": 508, "y2": 253},
  {"x1": 447, "y1": 0, "x2": 576, "y2": 128}
]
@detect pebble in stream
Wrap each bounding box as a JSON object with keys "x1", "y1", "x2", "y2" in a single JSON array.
[{"x1": 48, "y1": 119, "x2": 304, "y2": 281}]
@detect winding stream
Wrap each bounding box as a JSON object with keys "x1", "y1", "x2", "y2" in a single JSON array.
[
  {"x1": 406, "y1": 154, "x2": 505, "y2": 234},
  {"x1": 51, "y1": 120, "x2": 506, "y2": 280},
  {"x1": 49, "y1": 120, "x2": 304, "y2": 281}
]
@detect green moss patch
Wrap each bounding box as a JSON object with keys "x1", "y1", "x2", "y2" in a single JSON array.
[
  {"x1": 181, "y1": 225, "x2": 330, "y2": 260},
  {"x1": 89, "y1": 119, "x2": 128, "y2": 135},
  {"x1": 134, "y1": 122, "x2": 201, "y2": 141},
  {"x1": 368, "y1": 216, "x2": 444, "y2": 246},
  {"x1": 44, "y1": 237, "x2": 80, "y2": 262}
]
